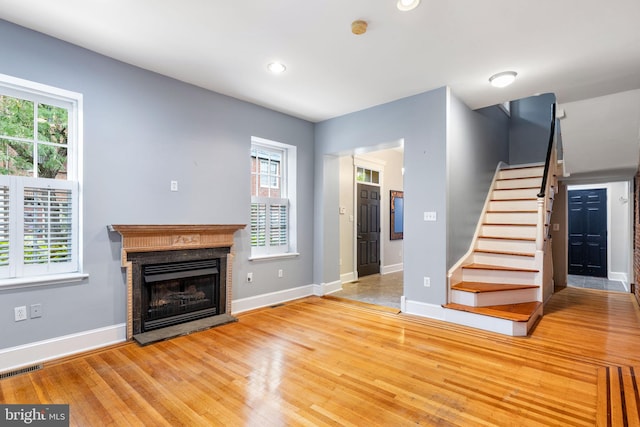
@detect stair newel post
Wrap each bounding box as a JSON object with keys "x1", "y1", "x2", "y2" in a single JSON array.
[{"x1": 536, "y1": 198, "x2": 545, "y2": 252}]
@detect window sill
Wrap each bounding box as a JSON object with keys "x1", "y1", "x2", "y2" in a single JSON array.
[
  {"x1": 249, "y1": 252, "x2": 300, "y2": 262},
  {"x1": 0, "y1": 273, "x2": 89, "y2": 291}
]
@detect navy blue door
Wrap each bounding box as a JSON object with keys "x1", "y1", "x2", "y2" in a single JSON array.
[{"x1": 568, "y1": 189, "x2": 607, "y2": 277}]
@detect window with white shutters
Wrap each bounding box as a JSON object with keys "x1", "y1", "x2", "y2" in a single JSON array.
[
  {"x1": 250, "y1": 138, "x2": 296, "y2": 258},
  {"x1": 0, "y1": 74, "x2": 82, "y2": 286}
]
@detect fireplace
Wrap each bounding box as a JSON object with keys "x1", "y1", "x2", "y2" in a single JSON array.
[
  {"x1": 109, "y1": 224, "x2": 245, "y2": 344},
  {"x1": 129, "y1": 248, "x2": 228, "y2": 334}
]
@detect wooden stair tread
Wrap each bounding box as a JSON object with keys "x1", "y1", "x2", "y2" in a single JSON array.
[
  {"x1": 491, "y1": 197, "x2": 537, "y2": 201},
  {"x1": 497, "y1": 177, "x2": 542, "y2": 182},
  {"x1": 474, "y1": 249, "x2": 535, "y2": 257},
  {"x1": 486, "y1": 210, "x2": 537, "y2": 214},
  {"x1": 462, "y1": 263, "x2": 539, "y2": 273},
  {"x1": 483, "y1": 222, "x2": 536, "y2": 227},
  {"x1": 478, "y1": 235, "x2": 536, "y2": 242},
  {"x1": 501, "y1": 164, "x2": 544, "y2": 170},
  {"x1": 494, "y1": 186, "x2": 540, "y2": 190},
  {"x1": 451, "y1": 282, "x2": 539, "y2": 293},
  {"x1": 443, "y1": 301, "x2": 542, "y2": 322}
]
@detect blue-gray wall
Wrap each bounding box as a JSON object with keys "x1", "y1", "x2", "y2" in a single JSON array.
[
  {"x1": 447, "y1": 98, "x2": 510, "y2": 267},
  {"x1": 315, "y1": 88, "x2": 449, "y2": 307},
  {"x1": 314, "y1": 88, "x2": 511, "y2": 310},
  {"x1": 509, "y1": 93, "x2": 556, "y2": 165},
  {"x1": 0, "y1": 19, "x2": 315, "y2": 349}
]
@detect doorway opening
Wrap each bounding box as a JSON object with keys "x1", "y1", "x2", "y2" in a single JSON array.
[
  {"x1": 332, "y1": 144, "x2": 404, "y2": 309},
  {"x1": 564, "y1": 182, "x2": 632, "y2": 293}
]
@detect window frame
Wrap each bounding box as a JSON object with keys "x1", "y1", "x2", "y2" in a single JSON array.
[
  {"x1": 0, "y1": 73, "x2": 86, "y2": 289},
  {"x1": 250, "y1": 137, "x2": 297, "y2": 260}
]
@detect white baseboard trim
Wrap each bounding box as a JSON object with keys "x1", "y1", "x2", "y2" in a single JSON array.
[
  {"x1": 340, "y1": 272, "x2": 356, "y2": 284},
  {"x1": 381, "y1": 263, "x2": 403, "y2": 275},
  {"x1": 0, "y1": 323, "x2": 126, "y2": 373},
  {"x1": 232, "y1": 284, "x2": 315, "y2": 314},
  {"x1": 316, "y1": 280, "x2": 342, "y2": 296},
  {"x1": 609, "y1": 271, "x2": 629, "y2": 288},
  {"x1": 402, "y1": 298, "x2": 446, "y2": 320}
]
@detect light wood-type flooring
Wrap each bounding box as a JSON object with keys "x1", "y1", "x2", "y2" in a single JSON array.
[{"x1": 1, "y1": 287, "x2": 640, "y2": 426}]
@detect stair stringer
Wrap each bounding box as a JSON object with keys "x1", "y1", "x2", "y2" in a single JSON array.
[{"x1": 447, "y1": 161, "x2": 508, "y2": 298}]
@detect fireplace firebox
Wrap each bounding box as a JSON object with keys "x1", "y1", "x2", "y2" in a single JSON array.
[
  {"x1": 128, "y1": 247, "x2": 229, "y2": 337},
  {"x1": 143, "y1": 259, "x2": 220, "y2": 331}
]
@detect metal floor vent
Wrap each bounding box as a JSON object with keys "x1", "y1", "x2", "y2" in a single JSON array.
[{"x1": 0, "y1": 364, "x2": 42, "y2": 380}]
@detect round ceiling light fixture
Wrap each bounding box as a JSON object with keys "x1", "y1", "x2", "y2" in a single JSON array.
[
  {"x1": 267, "y1": 62, "x2": 287, "y2": 74},
  {"x1": 489, "y1": 71, "x2": 517, "y2": 88},
  {"x1": 397, "y1": 0, "x2": 421, "y2": 11}
]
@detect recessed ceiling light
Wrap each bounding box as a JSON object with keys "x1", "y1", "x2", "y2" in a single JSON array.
[
  {"x1": 397, "y1": 0, "x2": 420, "y2": 11},
  {"x1": 267, "y1": 62, "x2": 286, "y2": 74},
  {"x1": 489, "y1": 71, "x2": 517, "y2": 88}
]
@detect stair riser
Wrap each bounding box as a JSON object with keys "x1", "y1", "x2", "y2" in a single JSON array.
[
  {"x1": 489, "y1": 199, "x2": 538, "y2": 211},
  {"x1": 472, "y1": 252, "x2": 536, "y2": 269},
  {"x1": 498, "y1": 167, "x2": 544, "y2": 180},
  {"x1": 481, "y1": 225, "x2": 536, "y2": 239},
  {"x1": 492, "y1": 188, "x2": 540, "y2": 200},
  {"x1": 451, "y1": 288, "x2": 539, "y2": 307},
  {"x1": 476, "y1": 238, "x2": 536, "y2": 253},
  {"x1": 462, "y1": 268, "x2": 538, "y2": 285},
  {"x1": 485, "y1": 212, "x2": 538, "y2": 224},
  {"x1": 443, "y1": 304, "x2": 543, "y2": 336},
  {"x1": 495, "y1": 177, "x2": 542, "y2": 190}
]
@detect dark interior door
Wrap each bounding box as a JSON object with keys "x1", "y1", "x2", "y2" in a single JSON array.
[
  {"x1": 568, "y1": 189, "x2": 607, "y2": 277},
  {"x1": 357, "y1": 183, "x2": 380, "y2": 277}
]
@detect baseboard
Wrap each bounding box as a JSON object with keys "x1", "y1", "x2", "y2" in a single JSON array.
[
  {"x1": 340, "y1": 272, "x2": 356, "y2": 284},
  {"x1": 232, "y1": 284, "x2": 315, "y2": 314},
  {"x1": 0, "y1": 323, "x2": 126, "y2": 373},
  {"x1": 609, "y1": 272, "x2": 629, "y2": 289},
  {"x1": 381, "y1": 263, "x2": 403, "y2": 275},
  {"x1": 316, "y1": 280, "x2": 342, "y2": 295},
  {"x1": 402, "y1": 298, "x2": 446, "y2": 320}
]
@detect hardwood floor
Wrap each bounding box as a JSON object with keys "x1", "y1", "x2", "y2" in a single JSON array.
[{"x1": 1, "y1": 287, "x2": 640, "y2": 426}]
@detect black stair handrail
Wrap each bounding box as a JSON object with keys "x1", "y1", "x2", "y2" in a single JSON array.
[{"x1": 537, "y1": 102, "x2": 557, "y2": 198}]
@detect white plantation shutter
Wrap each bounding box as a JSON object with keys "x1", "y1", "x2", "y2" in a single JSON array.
[
  {"x1": 0, "y1": 184, "x2": 9, "y2": 270},
  {"x1": 269, "y1": 202, "x2": 288, "y2": 247},
  {"x1": 0, "y1": 176, "x2": 78, "y2": 279},
  {"x1": 23, "y1": 184, "x2": 73, "y2": 266},
  {"x1": 250, "y1": 197, "x2": 288, "y2": 256},
  {"x1": 250, "y1": 202, "x2": 267, "y2": 248}
]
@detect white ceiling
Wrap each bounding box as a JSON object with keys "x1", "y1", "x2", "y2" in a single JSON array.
[{"x1": 1, "y1": 0, "x2": 640, "y2": 176}]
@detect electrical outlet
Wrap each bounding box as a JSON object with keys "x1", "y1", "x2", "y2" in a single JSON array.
[
  {"x1": 31, "y1": 303, "x2": 42, "y2": 318},
  {"x1": 14, "y1": 306, "x2": 27, "y2": 322},
  {"x1": 247, "y1": 272, "x2": 253, "y2": 283},
  {"x1": 424, "y1": 277, "x2": 430, "y2": 287},
  {"x1": 170, "y1": 180, "x2": 178, "y2": 192},
  {"x1": 278, "y1": 269, "x2": 283, "y2": 278},
  {"x1": 424, "y1": 211, "x2": 437, "y2": 221}
]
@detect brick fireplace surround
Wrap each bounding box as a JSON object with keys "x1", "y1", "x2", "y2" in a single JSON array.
[{"x1": 109, "y1": 224, "x2": 245, "y2": 343}]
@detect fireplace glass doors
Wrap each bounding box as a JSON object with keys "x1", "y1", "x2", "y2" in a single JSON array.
[{"x1": 143, "y1": 259, "x2": 219, "y2": 331}]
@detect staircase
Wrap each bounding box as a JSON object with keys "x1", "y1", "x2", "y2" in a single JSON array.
[{"x1": 444, "y1": 163, "x2": 555, "y2": 336}]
